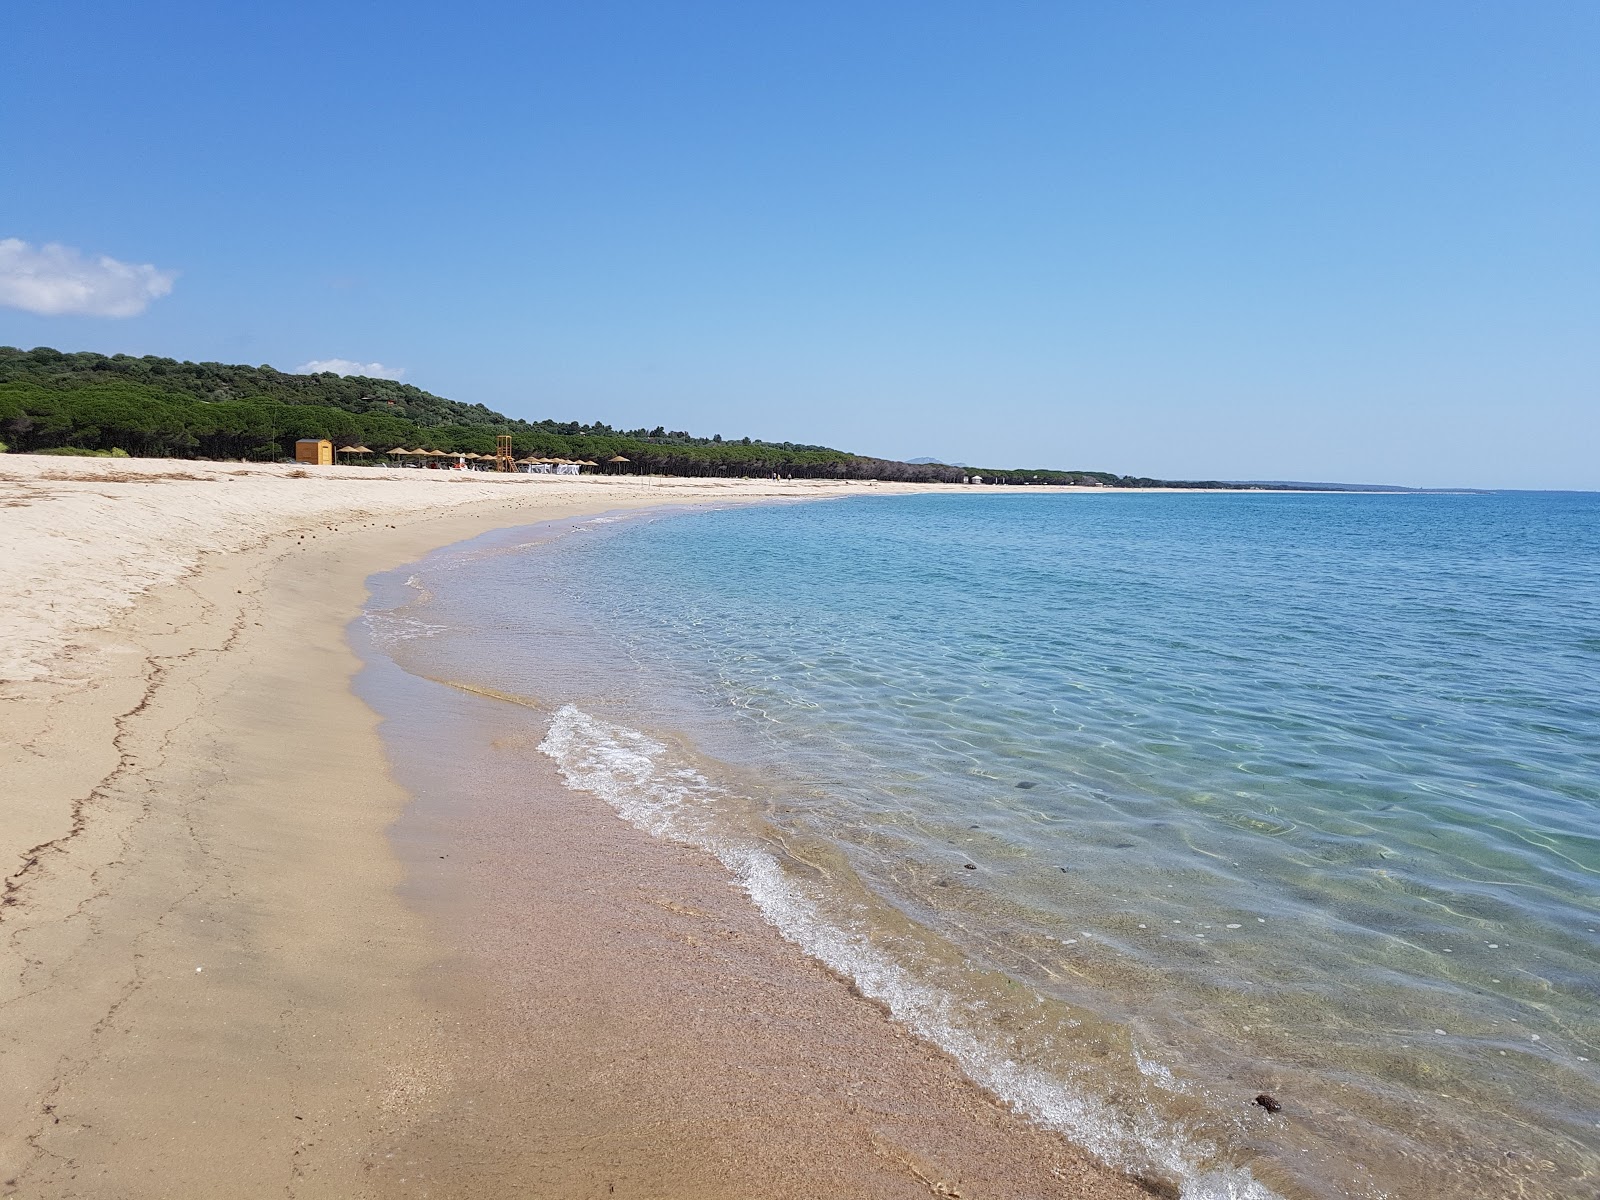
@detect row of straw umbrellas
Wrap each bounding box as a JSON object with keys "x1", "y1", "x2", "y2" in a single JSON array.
[
  {"x1": 333, "y1": 446, "x2": 630, "y2": 469},
  {"x1": 332, "y1": 445, "x2": 463, "y2": 460}
]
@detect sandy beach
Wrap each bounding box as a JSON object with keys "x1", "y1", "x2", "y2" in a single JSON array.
[{"x1": 0, "y1": 456, "x2": 1147, "y2": 1199}]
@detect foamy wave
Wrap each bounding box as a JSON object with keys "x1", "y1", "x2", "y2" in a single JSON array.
[
  {"x1": 363, "y1": 612, "x2": 448, "y2": 645},
  {"x1": 539, "y1": 705, "x2": 1281, "y2": 1200}
]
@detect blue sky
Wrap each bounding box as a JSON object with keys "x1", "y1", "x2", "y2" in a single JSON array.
[{"x1": 2, "y1": 2, "x2": 1595, "y2": 487}]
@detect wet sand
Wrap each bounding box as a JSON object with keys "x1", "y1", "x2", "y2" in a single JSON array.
[
  {"x1": 0, "y1": 458, "x2": 1147, "y2": 1198},
  {"x1": 368, "y1": 667, "x2": 1152, "y2": 1200}
]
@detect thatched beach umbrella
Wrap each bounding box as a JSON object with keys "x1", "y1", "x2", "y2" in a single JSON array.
[
  {"x1": 386, "y1": 447, "x2": 412, "y2": 456},
  {"x1": 336, "y1": 445, "x2": 370, "y2": 456}
]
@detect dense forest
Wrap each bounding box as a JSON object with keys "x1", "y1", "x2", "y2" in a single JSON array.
[{"x1": 0, "y1": 346, "x2": 1236, "y2": 486}]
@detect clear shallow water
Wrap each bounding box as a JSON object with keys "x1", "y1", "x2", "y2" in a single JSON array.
[{"x1": 367, "y1": 492, "x2": 1600, "y2": 1199}]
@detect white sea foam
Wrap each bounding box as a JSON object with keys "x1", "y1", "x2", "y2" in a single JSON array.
[
  {"x1": 539, "y1": 704, "x2": 1282, "y2": 1200},
  {"x1": 363, "y1": 612, "x2": 448, "y2": 645}
]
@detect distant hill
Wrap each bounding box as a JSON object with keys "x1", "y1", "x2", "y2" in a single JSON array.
[
  {"x1": 0, "y1": 346, "x2": 1359, "y2": 490},
  {"x1": 0, "y1": 346, "x2": 960, "y2": 480},
  {"x1": 0, "y1": 346, "x2": 566, "y2": 431}
]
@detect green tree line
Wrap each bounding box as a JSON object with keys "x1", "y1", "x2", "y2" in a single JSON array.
[
  {"x1": 0, "y1": 373, "x2": 972, "y2": 480},
  {"x1": 0, "y1": 345, "x2": 1252, "y2": 487}
]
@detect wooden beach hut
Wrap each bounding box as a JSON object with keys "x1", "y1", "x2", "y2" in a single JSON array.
[{"x1": 294, "y1": 438, "x2": 333, "y2": 466}]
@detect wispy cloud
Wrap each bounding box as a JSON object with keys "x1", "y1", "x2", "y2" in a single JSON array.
[
  {"x1": 0, "y1": 238, "x2": 176, "y2": 317},
  {"x1": 295, "y1": 358, "x2": 406, "y2": 380}
]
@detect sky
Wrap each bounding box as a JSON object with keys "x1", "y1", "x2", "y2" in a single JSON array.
[{"x1": 2, "y1": 2, "x2": 1596, "y2": 488}]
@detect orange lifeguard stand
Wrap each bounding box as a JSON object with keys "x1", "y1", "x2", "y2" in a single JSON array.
[{"x1": 495, "y1": 434, "x2": 515, "y2": 473}]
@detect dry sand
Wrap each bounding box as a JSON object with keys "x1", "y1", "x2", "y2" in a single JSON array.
[{"x1": 0, "y1": 455, "x2": 1147, "y2": 1198}]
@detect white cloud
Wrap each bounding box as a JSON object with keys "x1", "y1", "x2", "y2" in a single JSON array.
[
  {"x1": 295, "y1": 358, "x2": 406, "y2": 380},
  {"x1": 0, "y1": 238, "x2": 176, "y2": 317}
]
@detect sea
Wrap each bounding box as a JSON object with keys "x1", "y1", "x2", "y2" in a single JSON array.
[{"x1": 362, "y1": 490, "x2": 1600, "y2": 1199}]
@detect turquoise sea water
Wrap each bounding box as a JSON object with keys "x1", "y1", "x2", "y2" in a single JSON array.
[{"x1": 367, "y1": 492, "x2": 1600, "y2": 1199}]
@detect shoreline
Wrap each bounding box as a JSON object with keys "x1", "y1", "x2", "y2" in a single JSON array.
[
  {"x1": 361, "y1": 610, "x2": 1151, "y2": 1199},
  {"x1": 0, "y1": 458, "x2": 1146, "y2": 1197},
  {"x1": 0, "y1": 453, "x2": 1311, "y2": 689}
]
